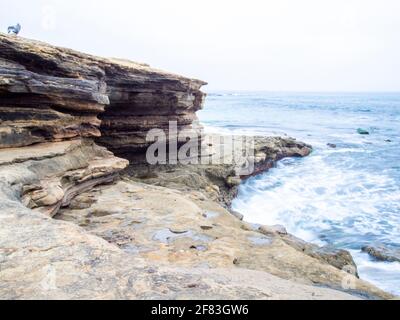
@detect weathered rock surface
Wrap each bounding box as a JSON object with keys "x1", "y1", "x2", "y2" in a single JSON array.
[
  {"x1": 277, "y1": 233, "x2": 359, "y2": 275},
  {"x1": 0, "y1": 33, "x2": 206, "y2": 152},
  {"x1": 55, "y1": 180, "x2": 391, "y2": 300},
  {"x1": 0, "y1": 141, "x2": 365, "y2": 300},
  {"x1": 0, "y1": 139, "x2": 128, "y2": 217},
  {"x1": 124, "y1": 134, "x2": 312, "y2": 207}
]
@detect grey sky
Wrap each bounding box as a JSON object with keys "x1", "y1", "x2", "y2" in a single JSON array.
[{"x1": 1, "y1": 0, "x2": 399, "y2": 91}]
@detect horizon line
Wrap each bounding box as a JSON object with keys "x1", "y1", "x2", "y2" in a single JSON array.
[{"x1": 203, "y1": 89, "x2": 400, "y2": 94}]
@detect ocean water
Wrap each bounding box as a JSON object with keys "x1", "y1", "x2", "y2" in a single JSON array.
[{"x1": 198, "y1": 92, "x2": 400, "y2": 296}]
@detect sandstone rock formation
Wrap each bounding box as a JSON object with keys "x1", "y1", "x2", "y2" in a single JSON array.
[
  {"x1": 125, "y1": 134, "x2": 313, "y2": 207},
  {"x1": 0, "y1": 139, "x2": 128, "y2": 217},
  {"x1": 0, "y1": 34, "x2": 395, "y2": 300},
  {"x1": 0, "y1": 33, "x2": 206, "y2": 153}
]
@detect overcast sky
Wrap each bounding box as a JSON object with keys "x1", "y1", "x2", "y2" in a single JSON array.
[{"x1": 1, "y1": 0, "x2": 400, "y2": 91}]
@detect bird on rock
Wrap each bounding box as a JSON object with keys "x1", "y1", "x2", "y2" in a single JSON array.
[{"x1": 7, "y1": 23, "x2": 21, "y2": 35}]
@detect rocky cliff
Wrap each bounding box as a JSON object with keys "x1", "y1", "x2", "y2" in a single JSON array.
[
  {"x1": 0, "y1": 34, "x2": 394, "y2": 300},
  {"x1": 0, "y1": 33, "x2": 206, "y2": 153}
]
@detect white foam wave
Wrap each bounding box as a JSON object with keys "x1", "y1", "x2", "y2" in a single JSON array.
[
  {"x1": 350, "y1": 250, "x2": 400, "y2": 296},
  {"x1": 234, "y1": 155, "x2": 399, "y2": 244}
]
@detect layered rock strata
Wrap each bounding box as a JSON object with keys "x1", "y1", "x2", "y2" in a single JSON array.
[
  {"x1": 0, "y1": 139, "x2": 128, "y2": 217},
  {"x1": 0, "y1": 33, "x2": 206, "y2": 152}
]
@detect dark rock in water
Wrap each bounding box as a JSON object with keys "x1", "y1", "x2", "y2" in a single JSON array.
[
  {"x1": 327, "y1": 143, "x2": 337, "y2": 148},
  {"x1": 362, "y1": 245, "x2": 400, "y2": 263},
  {"x1": 357, "y1": 128, "x2": 370, "y2": 135},
  {"x1": 279, "y1": 234, "x2": 359, "y2": 276},
  {"x1": 385, "y1": 139, "x2": 392, "y2": 143}
]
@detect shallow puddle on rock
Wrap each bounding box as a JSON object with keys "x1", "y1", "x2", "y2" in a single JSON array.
[
  {"x1": 152, "y1": 229, "x2": 187, "y2": 243},
  {"x1": 203, "y1": 211, "x2": 220, "y2": 219},
  {"x1": 248, "y1": 236, "x2": 272, "y2": 246},
  {"x1": 120, "y1": 243, "x2": 140, "y2": 254},
  {"x1": 152, "y1": 229, "x2": 214, "y2": 244}
]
